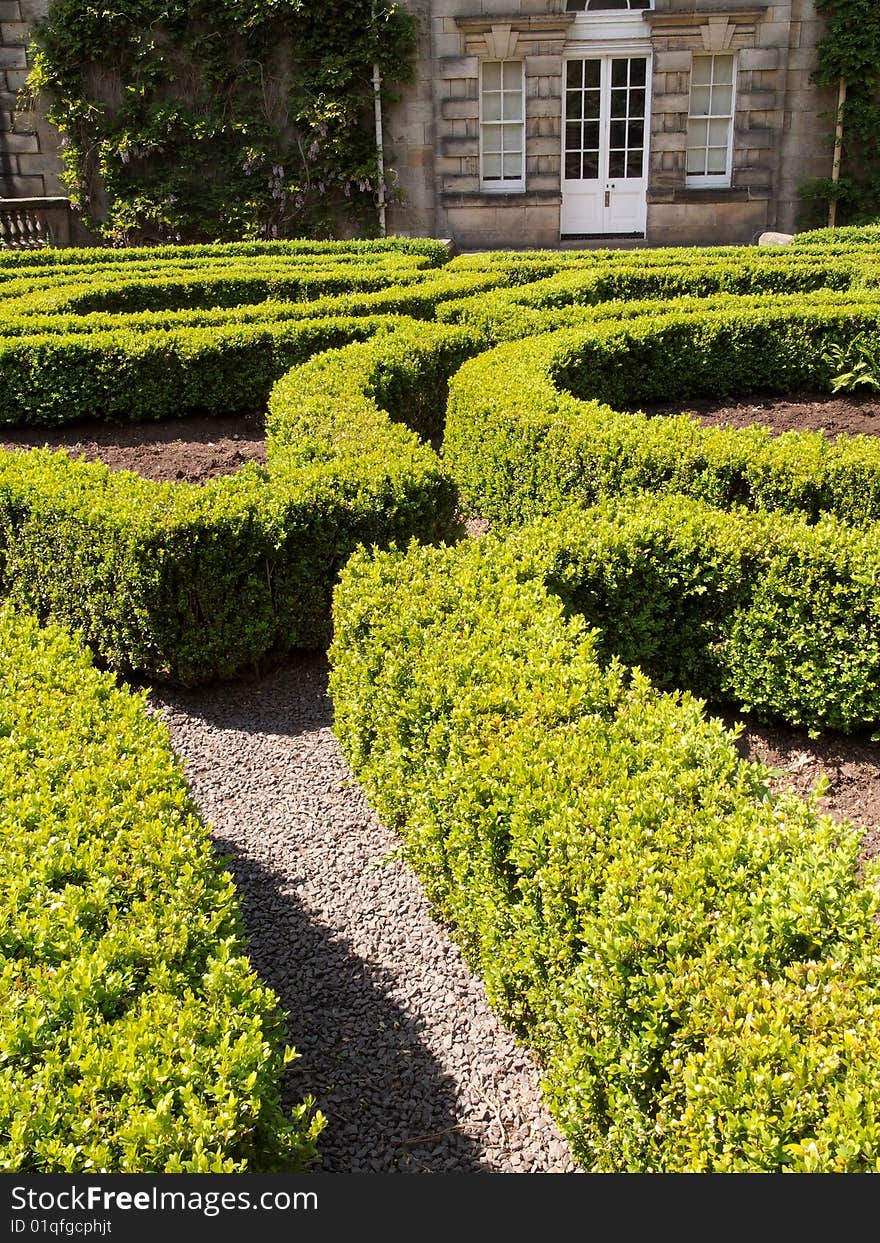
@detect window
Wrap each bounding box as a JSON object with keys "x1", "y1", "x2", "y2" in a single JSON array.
[
  {"x1": 686, "y1": 53, "x2": 736, "y2": 186},
  {"x1": 565, "y1": 1, "x2": 652, "y2": 11},
  {"x1": 480, "y1": 60, "x2": 525, "y2": 192}
]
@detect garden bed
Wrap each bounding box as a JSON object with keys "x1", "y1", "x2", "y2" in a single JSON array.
[
  {"x1": 719, "y1": 711, "x2": 880, "y2": 862},
  {"x1": 0, "y1": 412, "x2": 266, "y2": 483},
  {"x1": 641, "y1": 392, "x2": 880, "y2": 438}
]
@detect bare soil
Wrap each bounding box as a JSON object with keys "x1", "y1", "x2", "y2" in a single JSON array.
[
  {"x1": 640, "y1": 391, "x2": 880, "y2": 438},
  {"x1": 5, "y1": 398, "x2": 879, "y2": 862},
  {"x1": 718, "y1": 710, "x2": 880, "y2": 864},
  {"x1": 0, "y1": 412, "x2": 266, "y2": 484}
]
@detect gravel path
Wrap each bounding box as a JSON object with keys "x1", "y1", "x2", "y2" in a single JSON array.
[{"x1": 151, "y1": 655, "x2": 577, "y2": 1174}]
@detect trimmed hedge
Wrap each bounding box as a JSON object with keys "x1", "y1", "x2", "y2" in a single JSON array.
[
  {"x1": 0, "y1": 315, "x2": 390, "y2": 427},
  {"x1": 0, "y1": 322, "x2": 475, "y2": 682},
  {"x1": 445, "y1": 299, "x2": 880, "y2": 525},
  {"x1": 0, "y1": 272, "x2": 505, "y2": 340},
  {"x1": 791, "y1": 224, "x2": 880, "y2": 248},
  {"x1": 0, "y1": 607, "x2": 323, "y2": 1171},
  {"x1": 436, "y1": 259, "x2": 880, "y2": 343},
  {"x1": 329, "y1": 532, "x2": 880, "y2": 1172},
  {"x1": 509, "y1": 495, "x2": 880, "y2": 732},
  {"x1": 4, "y1": 260, "x2": 434, "y2": 318},
  {"x1": 0, "y1": 235, "x2": 452, "y2": 271}
]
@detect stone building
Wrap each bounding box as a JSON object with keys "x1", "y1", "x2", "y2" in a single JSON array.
[
  {"x1": 1, "y1": 1, "x2": 62, "y2": 197},
  {"x1": 0, "y1": 0, "x2": 74, "y2": 245},
  {"x1": 383, "y1": 0, "x2": 835, "y2": 247},
  {"x1": 0, "y1": 0, "x2": 835, "y2": 249}
]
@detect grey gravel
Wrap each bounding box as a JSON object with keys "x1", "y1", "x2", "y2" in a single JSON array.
[{"x1": 150, "y1": 655, "x2": 579, "y2": 1174}]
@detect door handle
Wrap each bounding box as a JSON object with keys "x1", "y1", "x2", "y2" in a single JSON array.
[{"x1": 604, "y1": 189, "x2": 610, "y2": 207}]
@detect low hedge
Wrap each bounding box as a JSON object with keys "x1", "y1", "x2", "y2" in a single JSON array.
[
  {"x1": 0, "y1": 314, "x2": 388, "y2": 426},
  {"x1": 0, "y1": 235, "x2": 451, "y2": 271},
  {"x1": 437, "y1": 259, "x2": 880, "y2": 343},
  {"x1": 329, "y1": 533, "x2": 880, "y2": 1172},
  {"x1": 5, "y1": 259, "x2": 434, "y2": 318},
  {"x1": 509, "y1": 495, "x2": 880, "y2": 732},
  {"x1": 438, "y1": 286, "x2": 880, "y2": 346},
  {"x1": 445, "y1": 300, "x2": 880, "y2": 525},
  {"x1": 0, "y1": 607, "x2": 323, "y2": 1171},
  {"x1": 0, "y1": 272, "x2": 506, "y2": 340},
  {"x1": 0, "y1": 322, "x2": 475, "y2": 682},
  {"x1": 791, "y1": 224, "x2": 880, "y2": 248}
]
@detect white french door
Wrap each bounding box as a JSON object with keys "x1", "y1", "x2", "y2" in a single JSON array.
[{"x1": 561, "y1": 54, "x2": 650, "y2": 236}]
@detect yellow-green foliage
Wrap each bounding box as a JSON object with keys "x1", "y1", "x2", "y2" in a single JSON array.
[
  {"x1": 509, "y1": 495, "x2": 880, "y2": 732},
  {"x1": 0, "y1": 323, "x2": 474, "y2": 683},
  {"x1": 330, "y1": 534, "x2": 880, "y2": 1172},
  {"x1": 5, "y1": 229, "x2": 880, "y2": 1175},
  {"x1": 0, "y1": 609, "x2": 323, "y2": 1171},
  {"x1": 445, "y1": 299, "x2": 880, "y2": 525},
  {"x1": 0, "y1": 241, "x2": 496, "y2": 682}
]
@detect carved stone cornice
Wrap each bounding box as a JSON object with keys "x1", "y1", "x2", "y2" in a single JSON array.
[
  {"x1": 454, "y1": 13, "x2": 576, "y2": 59},
  {"x1": 646, "y1": 7, "x2": 767, "y2": 48}
]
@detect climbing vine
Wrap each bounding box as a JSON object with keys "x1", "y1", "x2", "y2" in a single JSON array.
[
  {"x1": 804, "y1": 0, "x2": 880, "y2": 223},
  {"x1": 23, "y1": 0, "x2": 417, "y2": 243}
]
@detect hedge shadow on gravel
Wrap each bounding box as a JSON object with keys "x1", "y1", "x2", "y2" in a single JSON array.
[{"x1": 211, "y1": 840, "x2": 487, "y2": 1174}]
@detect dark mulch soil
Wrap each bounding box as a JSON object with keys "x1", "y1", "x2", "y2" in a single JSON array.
[
  {"x1": 717, "y1": 709, "x2": 880, "y2": 864},
  {"x1": 0, "y1": 412, "x2": 266, "y2": 484},
  {"x1": 6, "y1": 398, "x2": 879, "y2": 867},
  {"x1": 639, "y1": 391, "x2": 880, "y2": 438}
]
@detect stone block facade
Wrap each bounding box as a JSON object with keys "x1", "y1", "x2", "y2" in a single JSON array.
[
  {"x1": 0, "y1": 0, "x2": 836, "y2": 250},
  {"x1": 385, "y1": 0, "x2": 835, "y2": 248},
  {"x1": 0, "y1": 0, "x2": 64, "y2": 199}
]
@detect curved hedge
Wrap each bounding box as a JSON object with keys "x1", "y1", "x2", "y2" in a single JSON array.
[
  {"x1": 0, "y1": 322, "x2": 476, "y2": 683},
  {"x1": 4, "y1": 230, "x2": 880, "y2": 1175},
  {"x1": 329, "y1": 529, "x2": 880, "y2": 1173},
  {"x1": 0, "y1": 272, "x2": 504, "y2": 341},
  {"x1": 0, "y1": 235, "x2": 451, "y2": 271},
  {"x1": 445, "y1": 299, "x2": 880, "y2": 526},
  {"x1": 510, "y1": 495, "x2": 880, "y2": 732},
  {"x1": 0, "y1": 314, "x2": 388, "y2": 427},
  {"x1": 437, "y1": 269, "x2": 880, "y2": 344},
  {"x1": 0, "y1": 608, "x2": 322, "y2": 1172}
]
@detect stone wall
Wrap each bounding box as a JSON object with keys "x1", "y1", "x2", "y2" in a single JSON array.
[
  {"x1": 776, "y1": 0, "x2": 834, "y2": 232},
  {"x1": 387, "y1": 0, "x2": 576, "y2": 247},
  {"x1": 385, "y1": 0, "x2": 835, "y2": 248},
  {"x1": 0, "y1": 0, "x2": 64, "y2": 199},
  {"x1": 384, "y1": 0, "x2": 438, "y2": 238},
  {"x1": 0, "y1": 0, "x2": 837, "y2": 246},
  {"x1": 646, "y1": 0, "x2": 831, "y2": 241}
]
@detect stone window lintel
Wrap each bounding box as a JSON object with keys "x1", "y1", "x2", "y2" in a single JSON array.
[{"x1": 454, "y1": 14, "x2": 575, "y2": 60}]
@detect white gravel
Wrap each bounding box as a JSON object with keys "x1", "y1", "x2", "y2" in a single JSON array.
[{"x1": 150, "y1": 654, "x2": 577, "y2": 1174}]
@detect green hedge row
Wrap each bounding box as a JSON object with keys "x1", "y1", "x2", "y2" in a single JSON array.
[
  {"x1": 791, "y1": 224, "x2": 880, "y2": 248},
  {"x1": 0, "y1": 272, "x2": 506, "y2": 340},
  {"x1": 438, "y1": 286, "x2": 880, "y2": 346},
  {"x1": 1, "y1": 260, "x2": 435, "y2": 317},
  {"x1": 0, "y1": 314, "x2": 388, "y2": 426},
  {"x1": 437, "y1": 258, "x2": 880, "y2": 342},
  {"x1": 0, "y1": 607, "x2": 323, "y2": 1171},
  {"x1": 508, "y1": 495, "x2": 880, "y2": 732},
  {"x1": 0, "y1": 235, "x2": 451, "y2": 271},
  {"x1": 444, "y1": 238, "x2": 880, "y2": 281},
  {"x1": 445, "y1": 300, "x2": 880, "y2": 526},
  {"x1": 329, "y1": 532, "x2": 880, "y2": 1171},
  {"x1": 0, "y1": 322, "x2": 474, "y2": 682},
  {"x1": 0, "y1": 251, "x2": 434, "y2": 293}
]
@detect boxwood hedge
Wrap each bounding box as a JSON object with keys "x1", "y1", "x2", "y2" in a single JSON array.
[
  {"x1": 329, "y1": 531, "x2": 880, "y2": 1172},
  {"x1": 5, "y1": 229, "x2": 880, "y2": 1175},
  {"x1": 0, "y1": 235, "x2": 451, "y2": 271},
  {"x1": 509, "y1": 495, "x2": 880, "y2": 732},
  {"x1": 0, "y1": 322, "x2": 476, "y2": 683},
  {"x1": 0, "y1": 607, "x2": 322, "y2": 1172},
  {"x1": 445, "y1": 299, "x2": 880, "y2": 525}
]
